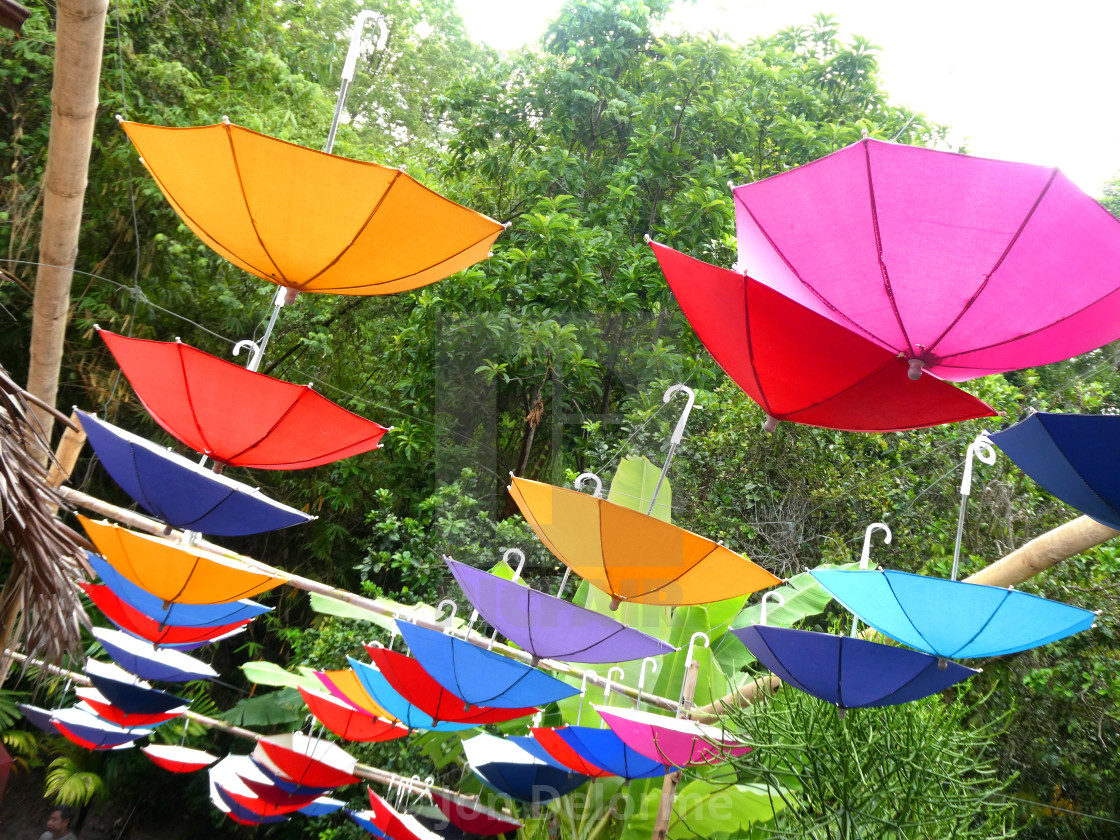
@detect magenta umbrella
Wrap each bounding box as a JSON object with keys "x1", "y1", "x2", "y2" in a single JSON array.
[{"x1": 732, "y1": 139, "x2": 1120, "y2": 381}]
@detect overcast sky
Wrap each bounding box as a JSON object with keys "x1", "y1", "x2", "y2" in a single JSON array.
[{"x1": 455, "y1": 0, "x2": 1120, "y2": 196}]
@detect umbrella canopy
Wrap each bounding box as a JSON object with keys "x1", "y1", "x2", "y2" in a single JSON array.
[
  {"x1": 366, "y1": 789, "x2": 444, "y2": 840},
  {"x1": 254, "y1": 732, "x2": 360, "y2": 789},
  {"x1": 210, "y1": 756, "x2": 290, "y2": 825},
  {"x1": 234, "y1": 776, "x2": 324, "y2": 816},
  {"x1": 463, "y1": 733, "x2": 587, "y2": 805},
  {"x1": 51, "y1": 707, "x2": 152, "y2": 750},
  {"x1": 446, "y1": 557, "x2": 675, "y2": 663},
  {"x1": 315, "y1": 668, "x2": 398, "y2": 719},
  {"x1": 75, "y1": 687, "x2": 185, "y2": 727},
  {"x1": 595, "y1": 705, "x2": 751, "y2": 767},
  {"x1": 77, "y1": 410, "x2": 314, "y2": 536},
  {"x1": 346, "y1": 808, "x2": 393, "y2": 838},
  {"x1": 733, "y1": 625, "x2": 979, "y2": 712},
  {"x1": 99, "y1": 329, "x2": 388, "y2": 470},
  {"x1": 86, "y1": 552, "x2": 271, "y2": 627},
  {"x1": 81, "y1": 516, "x2": 286, "y2": 604},
  {"x1": 82, "y1": 582, "x2": 250, "y2": 648},
  {"x1": 530, "y1": 726, "x2": 669, "y2": 781},
  {"x1": 346, "y1": 657, "x2": 476, "y2": 732},
  {"x1": 85, "y1": 660, "x2": 190, "y2": 716},
  {"x1": 650, "y1": 241, "x2": 998, "y2": 432},
  {"x1": 810, "y1": 569, "x2": 1096, "y2": 659},
  {"x1": 989, "y1": 412, "x2": 1120, "y2": 531},
  {"x1": 396, "y1": 620, "x2": 580, "y2": 709},
  {"x1": 429, "y1": 790, "x2": 521, "y2": 837},
  {"x1": 509, "y1": 474, "x2": 780, "y2": 608},
  {"x1": 91, "y1": 627, "x2": 218, "y2": 682},
  {"x1": 732, "y1": 138, "x2": 1120, "y2": 381},
  {"x1": 142, "y1": 744, "x2": 218, "y2": 773},
  {"x1": 365, "y1": 646, "x2": 538, "y2": 724},
  {"x1": 297, "y1": 686, "x2": 408, "y2": 743},
  {"x1": 120, "y1": 120, "x2": 505, "y2": 296},
  {"x1": 17, "y1": 704, "x2": 61, "y2": 734},
  {"x1": 297, "y1": 797, "x2": 345, "y2": 817}
]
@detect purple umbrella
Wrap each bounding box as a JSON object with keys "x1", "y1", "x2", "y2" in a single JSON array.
[{"x1": 446, "y1": 555, "x2": 675, "y2": 665}]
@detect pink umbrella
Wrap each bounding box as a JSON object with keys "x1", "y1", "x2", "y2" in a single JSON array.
[
  {"x1": 595, "y1": 705, "x2": 751, "y2": 767},
  {"x1": 732, "y1": 139, "x2": 1120, "y2": 381}
]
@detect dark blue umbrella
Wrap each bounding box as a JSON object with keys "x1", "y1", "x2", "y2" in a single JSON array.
[
  {"x1": 989, "y1": 412, "x2": 1120, "y2": 530},
  {"x1": 17, "y1": 703, "x2": 58, "y2": 734},
  {"x1": 297, "y1": 797, "x2": 345, "y2": 817},
  {"x1": 78, "y1": 410, "x2": 314, "y2": 536},
  {"x1": 463, "y1": 733, "x2": 587, "y2": 805},
  {"x1": 733, "y1": 624, "x2": 978, "y2": 713},
  {"x1": 345, "y1": 657, "x2": 476, "y2": 732},
  {"x1": 530, "y1": 726, "x2": 669, "y2": 781},
  {"x1": 85, "y1": 659, "x2": 190, "y2": 715},
  {"x1": 87, "y1": 551, "x2": 271, "y2": 628},
  {"x1": 92, "y1": 627, "x2": 217, "y2": 682},
  {"x1": 396, "y1": 621, "x2": 579, "y2": 709},
  {"x1": 810, "y1": 569, "x2": 1096, "y2": 659}
]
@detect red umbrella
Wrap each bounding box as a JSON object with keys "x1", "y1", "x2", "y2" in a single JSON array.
[
  {"x1": 297, "y1": 686, "x2": 408, "y2": 743},
  {"x1": 141, "y1": 744, "x2": 217, "y2": 773},
  {"x1": 98, "y1": 329, "x2": 387, "y2": 470},
  {"x1": 75, "y1": 687, "x2": 185, "y2": 727},
  {"x1": 366, "y1": 787, "x2": 443, "y2": 840},
  {"x1": 254, "y1": 733, "x2": 360, "y2": 789},
  {"x1": 429, "y1": 790, "x2": 522, "y2": 836},
  {"x1": 650, "y1": 241, "x2": 997, "y2": 433},
  {"x1": 364, "y1": 646, "x2": 538, "y2": 725},
  {"x1": 82, "y1": 582, "x2": 250, "y2": 648}
]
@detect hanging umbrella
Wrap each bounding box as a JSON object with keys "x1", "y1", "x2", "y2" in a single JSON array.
[
  {"x1": 142, "y1": 744, "x2": 218, "y2": 773},
  {"x1": 428, "y1": 790, "x2": 522, "y2": 837},
  {"x1": 365, "y1": 788, "x2": 445, "y2": 840},
  {"x1": 595, "y1": 705, "x2": 751, "y2": 767},
  {"x1": 119, "y1": 120, "x2": 505, "y2": 297},
  {"x1": 297, "y1": 797, "x2": 345, "y2": 817},
  {"x1": 250, "y1": 755, "x2": 337, "y2": 797},
  {"x1": 445, "y1": 556, "x2": 675, "y2": 664},
  {"x1": 345, "y1": 657, "x2": 476, "y2": 732},
  {"x1": 989, "y1": 411, "x2": 1120, "y2": 531},
  {"x1": 85, "y1": 660, "x2": 190, "y2": 716},
  {"x1": 315, "y1": 668, "x2": 399, "y2": 719},
  {"x1": 530, "y1": 726, "x2": 669, "y2": 781},
  {"x1": 91, "y1": 627, "x2": 218, "y2": 682},
  {"x1": 209, "y1": 756, "x2": 290, "y2": 825},
  {"x1": 80, "y1": 516, "x2": 286, "y2": 604},
  {"x1": 297, "y1": 686, "x2": 408, "y2": 743},
  {"x1": 86, "y1": 551, "x2": 271, "y2": 627},
  {"x1": 17, "y1": 704, "x2": 62, "y2": 734},
  {"x1": 809, "y1": 567, "x2": 1096, "y2": 659},
  {"x1": 75, "y1": 687, "x2": 185, "y2": 727},
  {"x1": 347, "y1": 808, "x2": 393, "y2": 838},
  {"x1": 462, "y1": 733, "x2": 587, "y2": 805},
  {"x1": 50, "y1": 707, "x2": 152, "y2": 750},
  {"x1": 731, "y1": 138, "x2": 1120, "y2": 382},
  {"x1": 364, "y1": 645, "x2": 538, "y2": 724},
  {"x1": 649, "y1": 240, "x2": 998, "y2": 432},
  {"x1": 233, "y1": 775, "x2": 325, "y2": 816},
  {"x1": 77, "y1": 410, "x2": 314, "y2": 535},
  {"x1": 395, "y1": 620, "x2": 579, "y2": 709},
  {"x1": 253, "y1": 732, "x2": 360, "y2": 789},
  {"x1": 83, "y1": 582, "x2": 250, "y2": 649},
  {"x1": 98, "y1": 329, "x2": 388, "y2": 470}
]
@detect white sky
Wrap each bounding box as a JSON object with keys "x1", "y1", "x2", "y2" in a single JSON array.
[{"x1": 455, "y1": 0, "x2": 1120, "y2": 196}]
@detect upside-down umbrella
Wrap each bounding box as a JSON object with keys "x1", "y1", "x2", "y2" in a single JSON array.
[
  {"x1": 75, "y1": 687, "x2": 185, "y2": 727},
  {"x1": 91, "y1": 627, "x2": 218, "y2": 682},
  {"x1": 649, "y1": 240, "x2": 998, "y2": 432},
  {"x1": 86, "y1": 552, "x2": 271, "y2": 627},
  {"x1": 396, "y1": 620, "x2": 579, "y2": 709},
  {"x1": 77, "y1": 410, "x2": 314, "y2": 536},
  {"x1": 85, "y1": 660, "x2": 190, "y2": 716},
  {"x1": 254, "y1": 732, "x2": 360, "y2": 789},
  {"x1": 142, "y1": 744, "x2": 218, "y2": 773},
  {"x1": 98, "y1": 330, "x2": 388, "y2": 470},
  {"x1": 989, "y1": 412, "x2": 1120, "y2": 531},
  {"x1": 346, "y1": 658, "x2": 476, "y2": 732},
  {"x1": 297, "y1": 797, "x2": 345, "y2": 817},
  {"x1": 210, "y1": 756, "x2": 290, "y2": 825},
  {"x1": 233, "y1": 776, "x2": 324, "y2": 816},
  {"x1": 428, "y1": 790, "x2": 521, "y2": 837},
  {"x1": 365, "y1": 789, "x2": 444, "y2": 840},
  {"x1": 297, "y1": 686, "x2": 408, "y2": 743},
  {"x1": 595, "y1": 705, "x2": 751, "y2": 767},
  {"x1": 365, "y1": 645, "x2": 538, "y2": 724},
  {"x1": 18, "y1": 704, "x2": 63, "y2": 734},
  {"x1": 810, "y1": 568, "x2": 1096, "y2": 659},
  {"x1": 445, "y1": 557, "x2": 675, "y2": 664},
  {"x1": 732, "y1": 138, "x2": 1120, "y2": 382},
  {"x1": 81, "y1": 516, "x2": 286, "y2": 604},
  {"x1": 509, "y1": 474, "x2": 780, "y2": 608},
  {"x1": 463, "y1": 734, "x2": 587, "y2": 805},
  {"x1": 120, "y1": 120, "x2": 505, "y2": 297},
  {"x1": 50, "y1": 707, "x2": 152, "y2": 750},
  {"x1": 315, "y1": 668, "x2": 398, "y2": 719},
  {"x1": 82, "y1": 583, "x2": 250, "y2": 649},
  {"x1": 530, "y1": 726, "x2": 669, "y2": 781}
]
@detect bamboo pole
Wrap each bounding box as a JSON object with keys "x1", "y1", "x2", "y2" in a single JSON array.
[{"x1": 650, "y1": 658, "x2": 699, "y2": 840}]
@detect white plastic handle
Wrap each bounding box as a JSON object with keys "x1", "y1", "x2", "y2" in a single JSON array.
[
  {"x1": 961, "y1": 433, "x2": 997, "y2": 496},
  {"x1": 574, "y1": 472, "x2": 604, "y2": 497},
  {"x1": 859, "y1": 523, "x2": 892, "y2": 570},
  {"x1": 759, "y1": 591, "x2": 786, "y2": 627}
]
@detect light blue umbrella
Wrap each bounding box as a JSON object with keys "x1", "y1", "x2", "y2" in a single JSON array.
[{"x1": 345, "y1": 657, "x2": 475, "y2": 732}]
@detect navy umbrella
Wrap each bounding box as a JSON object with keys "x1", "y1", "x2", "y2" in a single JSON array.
[
  {"x1": 463, "y1": 733, "x2": 587, "y2": 805},
  {"x1": 530, "y1": 725, "x2": 669, "y2": 781},
  {"x1": 85, "y1": 659, "x2": 190, "y2": 715},
  {"x1": 989, "y1": 412, "x2": 1120, "y2": 530}
]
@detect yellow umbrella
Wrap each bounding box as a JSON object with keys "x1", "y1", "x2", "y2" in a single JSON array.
[
  {"x1": 509, "y1": 474, "x2": 780, "y2": 608},
  {"x1": 314, "y1": 668, "x2": 399, "y2": 722},
  {"x1": 79, "y1": 516, "x2": 286, "y2": 605},
  {"x1": 119, "y1": 120, "x2": 505, "y2": 296}
]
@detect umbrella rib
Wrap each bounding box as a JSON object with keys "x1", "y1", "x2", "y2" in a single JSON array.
[
  {"x1": 863, "y1": 140, "x2": 917, "y2": 357},
  {"x1": 596, "y1": 499, "x2": 620, "y2": 602},
  {"x1": 222, "y1": 388, "x2": 309, "y2": 465},
  {"x1": 949, "y1": 588, "x2": 1013, "y2": 658},
  {"x1": 175, "y1": 344, "x2": 217, "y2": 459},
  {"x1": 127, "y1": 443, "x2": 160, "y2": 517},
  {"x1": 881, "y1": 573, "x2": 940, "y2": 656},
  {"x1": 1033, "y1": 416, "x2": 1114, "y2": 518},
  {"x1": 835, "y1": 636, "x2": 846, "y2": 710},
  {"x1": 176, "y1": 487, "x2": 240, "y2": 531},
  {"x1": 223, "y1": 123, "x2": 289, "y2": 285},
  {"x1": 741, "y1": 278, "x2": 774, "y2": 418},
  {"x1": 924, "y1": 167, "x2": 1059, "y2": 359}
]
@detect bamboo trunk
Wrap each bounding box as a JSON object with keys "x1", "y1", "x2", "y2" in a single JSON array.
[{"x1": 25, "y1": 0, "x2": 109, "y2": 452}]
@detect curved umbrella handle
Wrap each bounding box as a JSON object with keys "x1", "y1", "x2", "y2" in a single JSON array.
[
  {"x1": 600, "y1": 666, "x2": 626, "y2": 728},
  {"x1": 646, "y1": 385, "x2": 697, "y2": 515},
  {"x1": 502, "y1": 548, "x2": 527, "y2": 581},
  {"x1": 859, "y1": 523, "x2": 892, "y2": 570},
  {"x1": 574, "y1": 472, "x2": 604, "y2": 497},
  {"x1": 952, "y1": 432, "x2": 997, "y2": 581},
  {"x1": 683, "y1": 631, "x2": 710, "y2": 673},
  {"x1": 759, "y1": 591, "x2": 786, "y2": 627},
  {"x1": 637, "y1": 658, "x2": 658, "y2": 708},
  {"x1": 435, "y1": 599, "x2": 457, "y2": 628}
]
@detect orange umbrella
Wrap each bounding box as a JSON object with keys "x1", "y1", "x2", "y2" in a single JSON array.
[
  {"x1": 314, "y1": 668, "x2": 399, "y2": 722},
  {"x1": 119, "y1": 120, "x2": 505, "y2": 296},
  {"x1": 79, "y1": 516, "x2": 285, "y2": 605},
  {"x1": 509, "y1": 474, "x2": 780, "y2": 608}
]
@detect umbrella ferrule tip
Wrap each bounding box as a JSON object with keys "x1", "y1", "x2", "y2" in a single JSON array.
[{"x1": 907, "y1": 358, "x2": 925, "y2": 380}]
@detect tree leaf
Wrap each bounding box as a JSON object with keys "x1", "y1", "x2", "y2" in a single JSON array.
[
  {"x1": 240, "y1": 661, "x2": 320, "y2": 691},
  {"x1": 608, "y1": 455, "x2": 672, "y2": 523}
]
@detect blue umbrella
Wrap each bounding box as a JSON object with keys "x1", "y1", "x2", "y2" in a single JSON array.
[
  {"x1": 87, "y1": 552, "x2": 271, "y2": 628},
  {"x1": 463, "y1": 733, "x2": 587, "y2": 805},
  {"x1": 17, "y1": 703, "x2": 58, "y2": 734},
  {"x1": 297, "y1": 797, "x2": 345, "y2": 817},
  {"x1": 989, "y1": 412, "x2": 1120, "y2": 530},
  {"x1": 78, "y1": 410, "x2": 314, "y2": 537},
  {"x1": 85, "y1": 659, "x2": 190, "y2": 715},
  {"x1": 345, "y1": 657, "x2": 475, "y2": 732},
  {"x1": 810, "y1": 568, "x2": 1096, "y2": 659},
  {"x1": 345, "y1": 809, "x2": 392, "y2": 838},
  {"x1": 396, "y1": 621, "x2": 579, "y2": 709},
  {"x1": 92, "y1": 627, "x2": 217, "y2": 682},
  {"x1": 530, "y1": 725, "x2": 669, "y2": 781}
]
